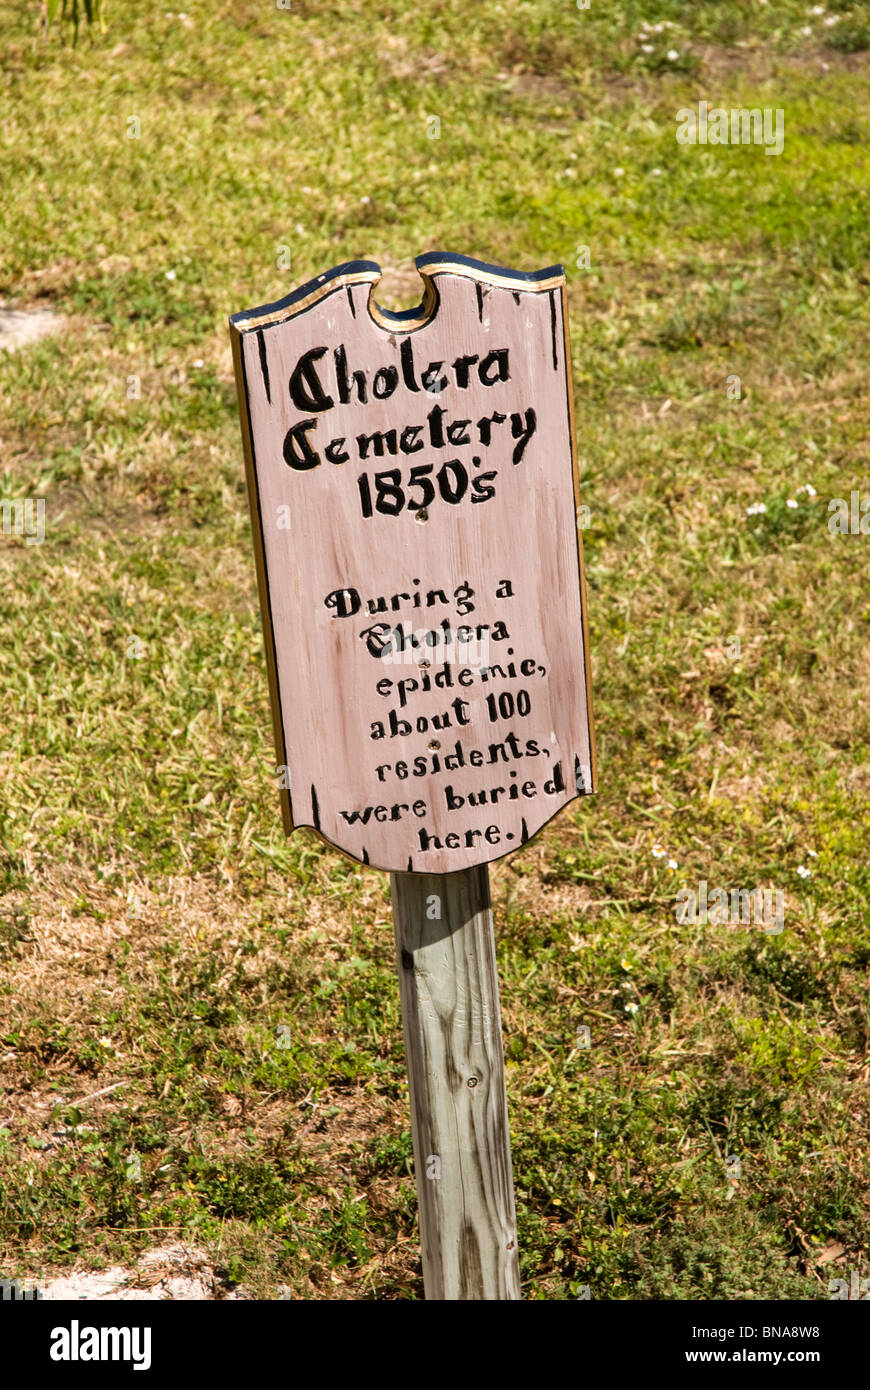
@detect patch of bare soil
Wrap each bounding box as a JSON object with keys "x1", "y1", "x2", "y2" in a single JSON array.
[
  {"x1": 0, "y1": 306, "x2": 65, "y2": 354},
  {"x1": 41, "y1": 1243, "x2": 261, "y2": 1300},
  {"x1": 697, "y1": 41, "x2": 870, "y2": 82}
]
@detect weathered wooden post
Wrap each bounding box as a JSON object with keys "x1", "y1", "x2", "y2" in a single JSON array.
[
  {"x1": 391, "y1": 867, "x2": 519, "y2": 1299},
  {"x1": 230, "y1": 254, "x2": 596, "y2": 1300}
]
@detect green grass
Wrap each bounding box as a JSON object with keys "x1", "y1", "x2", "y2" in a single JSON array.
[{"x1": 0, "y1": 0, "x2": 868, "y2": 1299}]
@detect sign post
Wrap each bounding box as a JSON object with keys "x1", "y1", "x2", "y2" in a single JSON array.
[
  {"x1": 391, "y1": 867, "x2": 519, "y2": 1299},
  {"x1": 230, "y1": 253, "x2": 596, "y2": 1300}
]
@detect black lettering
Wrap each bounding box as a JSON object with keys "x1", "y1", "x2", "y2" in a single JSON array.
[
  {"x1": 472, "y1": 471, "x2": 497, "y2": 502},
  {"x1": 289, "y1": 347, "x2": 333, "y2": 413},
  {"x1": 324, "y1": 436, "x2": 349, "y2": 464},
  {"x1": 283, "y1": 418, "x2": 321, "y2": 470},
  {"x1": 400, "y1": 425, "x2": 424, "y2": 454},
  {"x1": 427, "y1": 404, "x2": 446, "y2": 447},
  {"x1": 373, "y1": 365, "x2": 399, "y2": 399},
  {"x1": 477, "y1": 411, "x2": 506, "y2": 446},
  {"x1": 452, "y1": 353, "x2": 479, "y2": 387},
  {"x1": 324, "y1": 587, "x2": 360, "y2": 618},
  {"x1": 334, "y1": 344, "x2": 367, "y2": 404},
  {"x1": 400, "y1": 338, "x2": 420, "y2": 392},
  {"x1": 443, "y1": 739, "x2": 465, "y2": 770},
  {"x1": 510, "y1": 407, "x2": 537, "y2": 464},
  {"x1": 479, "y1": 348, "x2": 510, "y2": 385},
  {"x1": 359, "y1": 623, "x2": 392, "y2": 658},
  {"x1": 543, "y1": 762, "x2": 566, "y2": 794},
  {"x1": 452, "y1": 697, "x2": 471, "y2": 726},
  {"x1": 357, "y1": 429, "x2": 398, "y2": 460}
]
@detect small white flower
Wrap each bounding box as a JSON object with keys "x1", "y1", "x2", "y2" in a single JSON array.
[
  {"x1": 652, "y1": 845, "x2": 666, "y2": 858},
  {"x1": 746, "y1": 501, "x2": 767, "y2": 516},
  {"x1": 810, "y1": 6, "x2": 826, "y2": 15},
  {"x1": 625, "y1": 1002, "x2": 639, "y2": 1015},
  {"x1": 668, "y1": 858, "x2": 678, "y2": 870},
  {"x1": 798, "y1": 483, "x2": 817, "y2": 497},
  {"x1": 650, "y1": 168, "x2": 662, "y2": 177},
  {"x1": 800, "y1": 25, "x2": 812, "y2": 36},
  {"x1": 787, "y1": 498, "x2": 798, "y2": 509},
  {"x1": 360, "y1": 195, "x2": 371, "y2": 204},
  {"x1": 192, "y1": 359, "x2": 204, "y2": 368},
  {"x1": 823, "y1": 15, "x2": 839, "y2": 25},
  {"x1": 640, "y1": 43, "x2": 655, "y2": 53},
  {"x1": 613, "y1": 167, "x2": 625, "y2": 176},
  {"x1": 165, "y1": 270, "x2": 176, "y2": 280},
  {"x1": 667, "y1": 49, "x2": 680, "y2": 61},
  {"x1": 807, "y1": 849, "x2": 819, "y2": 858},
  {"x1": 797, "y1": 865, "x2": 812, "y2": 879}
]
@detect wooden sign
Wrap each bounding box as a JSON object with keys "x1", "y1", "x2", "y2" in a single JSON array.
[{"x1": 230, "y1": 253, "x2": 596, "y2": 875}]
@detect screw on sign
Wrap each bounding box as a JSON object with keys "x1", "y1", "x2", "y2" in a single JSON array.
[{"x1": 230, "y1": 253, "x2": 597, "y2": 1300}]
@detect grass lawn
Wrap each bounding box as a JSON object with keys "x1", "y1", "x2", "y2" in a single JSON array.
[{"x1": 0, "y1": 0, "x2": 868, "y2": 1299}]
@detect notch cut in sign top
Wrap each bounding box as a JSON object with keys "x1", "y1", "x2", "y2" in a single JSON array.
[{"x1": 230, "y1": 252, "x2": 597, "y2": 874}]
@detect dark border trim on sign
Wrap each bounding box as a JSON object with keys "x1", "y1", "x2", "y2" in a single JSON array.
[{"x1": 229, "y1": 254, "x2": 566, "y2": 337}]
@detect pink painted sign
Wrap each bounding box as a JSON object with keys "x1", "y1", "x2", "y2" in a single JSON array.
[{"x1": 230, "y1": 254, "x2": 596, "y2": 873}]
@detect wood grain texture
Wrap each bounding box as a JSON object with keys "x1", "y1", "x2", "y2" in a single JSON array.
[
  {"x1": 390, "y1": 867, "x2": 520, "y2": 1300},
  {"x1": 231, "y1": 254, "x2": 596, "y2": 874}
]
